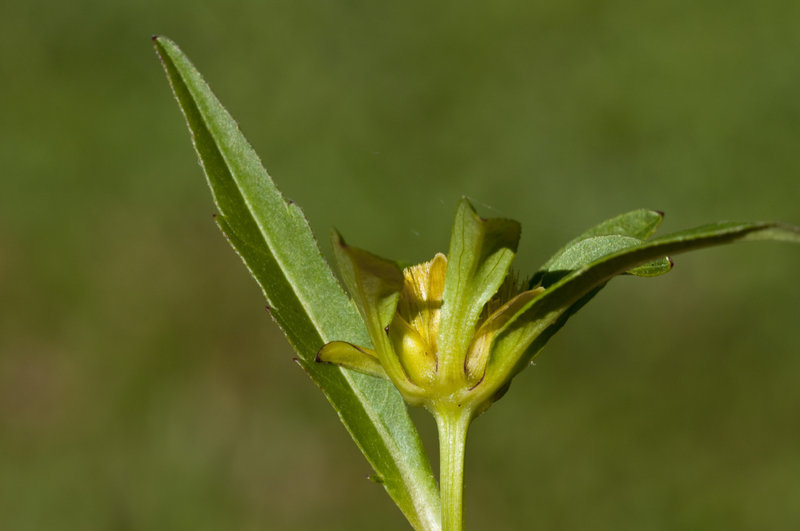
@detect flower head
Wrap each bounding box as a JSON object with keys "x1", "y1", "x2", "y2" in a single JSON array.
[{"x1": 317, "y1": 199, "x2": 545, "y2": 416}]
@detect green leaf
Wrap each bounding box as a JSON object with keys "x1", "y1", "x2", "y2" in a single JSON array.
[
  {"x1": 543, "y1": 235, "x2": 672, "y2": 280},
  {"x1": 578, "y1": 208, "x2": 665, "y2": 240},
  {"x1": 154, "y1": 36, "x2": 440, "y2": 530},
  {"x1": 489, "y1": 220, "x2": 800, "y2": 381},
  {"x1": 628, "y1": 256, "x2": 675, "y2": 277},
  {"x1": 494, "y1": 209, "x2": 670, "y2": 395},
  {"x1": 438, "y1": 199, "x2": 521, "y2": 379},
  {"x1": 535, "y1": 209, "x2": 667, "y2": 286}
]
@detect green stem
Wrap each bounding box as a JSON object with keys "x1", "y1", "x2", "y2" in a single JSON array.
[{"x1": 435, "y1": 407, "x2": 472, "y2": 531}]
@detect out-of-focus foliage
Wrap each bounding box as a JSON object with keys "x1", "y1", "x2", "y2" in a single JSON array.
[{"x1": 1, "y1": 1, "x2": 799, "y2": 530}]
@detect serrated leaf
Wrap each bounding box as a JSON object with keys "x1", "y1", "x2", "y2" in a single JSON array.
[
  {"x1": 438, "y1": 199, "x2": 521, "y2": 378},
  {"x1": 489, "y1": 220, "x2": 800, "y2": 380},
  {"x1": 154, "y1": 36, "x2": 440, "y2": 530}
]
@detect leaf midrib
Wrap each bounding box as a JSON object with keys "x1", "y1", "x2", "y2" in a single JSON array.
[{"x1": 175, "y1": 63, "x2": 337, "y2": 344}]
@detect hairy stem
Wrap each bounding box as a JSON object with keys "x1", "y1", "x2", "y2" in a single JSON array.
[{"x1": 435, "y1": 407, "x2": 472, "y2": 531}]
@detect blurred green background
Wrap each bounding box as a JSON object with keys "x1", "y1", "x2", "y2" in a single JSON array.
[{"x1": 2, "y1": 1, "x2": 799, "y2": 529}]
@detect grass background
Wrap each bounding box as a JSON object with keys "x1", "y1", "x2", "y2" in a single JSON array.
[{"x1": 2, "y1": 1, "x2": 799, "y2": 529}]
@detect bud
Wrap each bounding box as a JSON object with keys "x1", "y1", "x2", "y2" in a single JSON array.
[{"x1": 317, "y1": 199, "x2": 543, "y2": 416}]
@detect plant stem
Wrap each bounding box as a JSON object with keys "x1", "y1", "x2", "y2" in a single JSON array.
[{"x1": 435, "y1": 407, "x2": 472, "y2": 531}]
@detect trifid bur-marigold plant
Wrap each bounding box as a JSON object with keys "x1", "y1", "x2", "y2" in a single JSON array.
[{"x1": 155, "y1": 36, "x2": 800, "y2": 530}]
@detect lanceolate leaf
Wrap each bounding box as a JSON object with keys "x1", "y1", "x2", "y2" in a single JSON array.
[
  {"x1": 154, "y1": 37, "x2": 440, "y2": 530},
  {"x1": 490, "y1": 220, "x2": 800, "y2": 380}
]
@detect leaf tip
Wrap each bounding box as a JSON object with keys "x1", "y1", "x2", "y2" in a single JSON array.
[
  {"x1": 331, "y1": 228, "x2": 347, "y2": 248},
  {"x1": 457, "y1": 196, "x2": 477, "y2": 214},
  {"x1": 151, "y1": 35, "x2": 168, "y2": 53}
]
